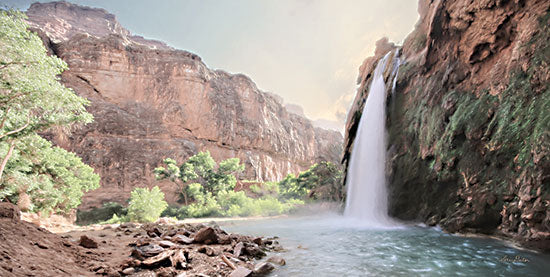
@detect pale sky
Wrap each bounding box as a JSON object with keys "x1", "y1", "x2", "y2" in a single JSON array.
[{"x1": 3, "y1": 0, "x2": 419, "y2": 131}]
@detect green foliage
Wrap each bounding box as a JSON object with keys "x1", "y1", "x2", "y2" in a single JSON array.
[
  {"x1": 0, "y1": 10, "x2": 93, "y2": 134},
  {"x1": 249, "y1": 181, "x2": 279, "y2": 197},
  {"x1": 184, "y1": 183, "x2": 220, "y2": 217},
  {"x1": 177, "y1": 182, "x2": 303, "y2": 218},
  {"x1": 279, "y1": 162, "x2": 344, "y2": 201},
  {"x1": 154, "y1": 151, "x2": 244, "y2": 203},
  {"x1": 76, "y1": 202, "x2": 127, "y2": 225},
  {"x1": 1, "y1": 134, "x2": 99, "y2": 214},
  {"x1": 393, "y1": 11, "x2": 550, "y2": 190},
  {"x1": 101, "y1": 213, "x2": 129, "y2": 224},
  {"x1": 0, "y1": 10, "x2": 98, "y2": 214},
  {"x1": 127, "y1": 186, "x2": 168, "y2": 223},
  {"x1": 152, "y1": 156, "x2": 340, "y2": 219}
]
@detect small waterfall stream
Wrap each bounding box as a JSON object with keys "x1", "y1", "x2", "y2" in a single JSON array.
[{"x1": 344, "y1": 51, "x2": 397, "y2": 226}]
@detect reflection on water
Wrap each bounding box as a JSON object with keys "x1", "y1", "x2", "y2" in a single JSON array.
[{"x1": 221, "y1": 215, "x2": 550, "y2": 276}]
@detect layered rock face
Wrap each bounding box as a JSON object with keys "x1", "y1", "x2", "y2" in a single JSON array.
[
  {"x1": 26, "y1": 2, "x2": 342, "y2": 209},
  {"x1": 344, "y1": 0, "x2": 550, "y2": 251}
]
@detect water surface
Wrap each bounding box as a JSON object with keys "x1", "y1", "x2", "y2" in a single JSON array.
[{"x1": 222, "y1": 215, "x2": 550, "y2": 276}]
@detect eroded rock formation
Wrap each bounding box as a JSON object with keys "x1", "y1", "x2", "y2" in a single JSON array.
[
  {"x1": 25, "y1": 2, "x2": 342, "y2": 209},
  {"x1": 344, "y1": 0, "x2": 550, "y2": 251}
]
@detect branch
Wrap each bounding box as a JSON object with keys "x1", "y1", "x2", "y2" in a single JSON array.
[
  {"x1": 0, "y1": 140, "x2": 15, "y2": 180},
  {"x1": 0, "y1": 106, "x2": 10, "y2": 129},
  {"x1": 0, "y1": 61, "x2": 40, "y2": 70},
  {"x1": 0, "y1": 92, "x2": 30, "y2": 105},
  {"x1": 0, "y1": 113, "x2": 30, "y2": 140},
  {"x1": 220, "y1": 255, "x2": 236, "y2": 270}
]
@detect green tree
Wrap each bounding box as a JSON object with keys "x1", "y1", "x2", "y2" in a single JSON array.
[
  {"x1": 154, "y1": 151, "x2": 244, "y2": 203},
  {"x1": 127, "y1": 186, "x2": 168, "y2": 223},
  {"x1": 0, "y1": 10, "x2": 98, "y2": 213},
  {"x1": 279, "y1": 162, "x2": 343, "y2": 201}
]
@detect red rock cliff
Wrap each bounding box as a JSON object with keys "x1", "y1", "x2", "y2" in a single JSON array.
[
  {"x1": 26, "y1": 2, "x2": 342, "y2": 209},
  {"x1": 344, "y1": 0, "x2": 550, "y2": 251}
]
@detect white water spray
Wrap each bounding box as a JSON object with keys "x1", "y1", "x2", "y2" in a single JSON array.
[{"x1": 344, "y1": 51, "x2": 397, "y2": 226}]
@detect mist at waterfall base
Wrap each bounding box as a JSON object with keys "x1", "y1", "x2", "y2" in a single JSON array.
[
  {"x1": 219, "y1": 52, "x2": 550, "y2": 275},
  {"x1": 343, "y1": 52, "x2": 397, "y2": 227}
]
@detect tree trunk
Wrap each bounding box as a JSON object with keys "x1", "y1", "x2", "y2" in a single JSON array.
[
  {"x1": 0, "y1": 140, "x2": 15, "y2": 181},
  {"x1": 182, "y1": 188, "x2": 189, "y2": 205}
]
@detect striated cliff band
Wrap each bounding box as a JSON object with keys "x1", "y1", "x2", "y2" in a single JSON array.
[
  {"x1": 344, "y1": 0, "x2": 549, "y2": 251},
  {"x1": 25, "y1": 2, "x2": 342, "y2": 209}
]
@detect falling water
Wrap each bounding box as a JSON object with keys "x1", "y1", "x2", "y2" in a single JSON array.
[{"x1": 344, "y1": 51, "x2": 396, "y2": 226}]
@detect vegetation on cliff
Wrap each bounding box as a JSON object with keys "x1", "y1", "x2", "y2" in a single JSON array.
[
  {"x1": 0, "y1": 10, "x2": 99, "y2": 215},
  {"x1": 77, "y1": 152, "x2": 343, "y2": 224},
  {"x1": 351, "y1": 5, "x2": 550, "y2": 250}
]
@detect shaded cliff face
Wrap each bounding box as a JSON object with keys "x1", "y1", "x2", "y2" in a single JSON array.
[
  {"x1": 26, "y1": 2, "x2": 342, "y2": 209},
  {"x1": 344, "y1": 0, "x2": 550, "y2": 251}
]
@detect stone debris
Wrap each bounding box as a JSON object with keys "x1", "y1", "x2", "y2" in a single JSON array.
[
  {"x1": 233, "y1": 242, "x2": 244, "y2": 258},
  {"x1": 193, "y1": 226, "x2": 219, "y2": 244},
  {"x1": 253, "y1": 262, "x2": 275, "y2": 275},
  {"x1": 119, "y1": 222, "x2": 285, "y2": 276},
  {"x1": 228, "y1": 266, "x2": 252, "y2": 277},
  {"x1": 267, "y1": 255, "x2": 286, "y2": 266},
  {"x1": 173, "y1": 234, "x2": 194, "y2": 244},
  {"x1": 0, "y1": 202, "x2": 286, "y2": 276},
  {"x1": 79, "y1": 235, "x2": 98, "y2": 248}
]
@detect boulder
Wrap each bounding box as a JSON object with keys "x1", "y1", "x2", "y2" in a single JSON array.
[
  {"x1": 253, "y1": 262, "x2": 275, "y2": 275},
  {"x1": 133, "y1": 244, "x2": 164, "y2": 258},
  {"x1": 233, "y1": 242, "x2": 244, "y2": 258},
  {"x1": 267, "y1": 256, "x2": 286, "y2": 266},
  {"x1": 79, "y1": 235, "x2": 98, "y2": 248},
  {"x1": 122, "y1": 267, "x2": 136, "y2": 275},
  {"x1": 193, "y1": 227, "x2": 218, "y2": 244},
  {"x1": 197, "y1": 246, "x2": 216, "y2": 256},
  {"x1": 244, "y1": 243, "x2": 266, "y2": 259},
  {"x1": 158, "y1": 240, "x2": 177, "y2": 248},
  {"x1": 0, "y1": 203, "x2": 20, "y2": 221},
  {"x1": 252, "y1": 237, "x2": 263, "y2": 246}
]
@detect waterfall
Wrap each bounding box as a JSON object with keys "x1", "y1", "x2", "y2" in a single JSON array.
[{"x1": 344, "y1": 51, "x2": 398, "y2": 226}]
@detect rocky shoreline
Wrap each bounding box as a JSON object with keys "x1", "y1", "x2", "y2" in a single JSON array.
[{"x1": 0, "y1": 203, "x2": 286, "y2": 276}]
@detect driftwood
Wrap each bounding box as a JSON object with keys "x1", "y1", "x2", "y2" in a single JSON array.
[{"x1": 221, "y1": 254, "x2": 236, "y2": 270}]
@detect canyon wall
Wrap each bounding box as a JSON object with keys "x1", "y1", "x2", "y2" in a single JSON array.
[
  {"x1": 344, "y1": 0, "x2": 549, "y2": 251},
  {"x1": 26, "y1": 2, "x2": 342, "y2": 209}
]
